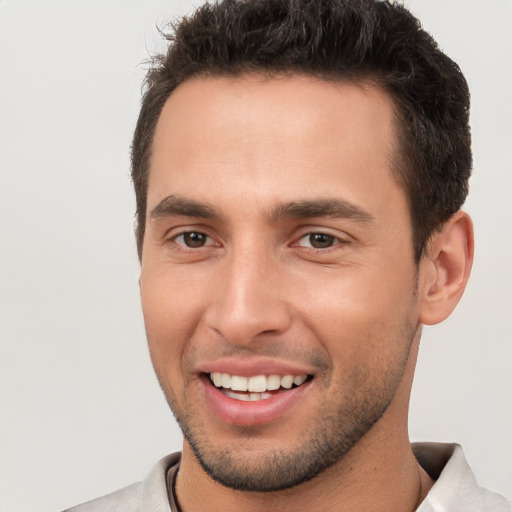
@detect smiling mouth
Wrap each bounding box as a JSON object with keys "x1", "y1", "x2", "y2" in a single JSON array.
[{"x1": 208, "y1": 372, "x2": 313, "y2": 402}]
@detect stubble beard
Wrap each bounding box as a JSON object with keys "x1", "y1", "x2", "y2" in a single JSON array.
[
  {"x1": 175, "y1": 390, "x2": 396, "y2": 492},
  {"x1": 161, "y1": 318, "x2": 418, "y2": 493}
]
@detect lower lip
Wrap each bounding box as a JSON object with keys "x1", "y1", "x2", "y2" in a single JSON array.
[{"x1": 201, "y1": 377, "x2": 312, "y2": 426}]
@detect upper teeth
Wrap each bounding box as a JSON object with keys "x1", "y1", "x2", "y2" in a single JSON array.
[{"x1": 210, "y1": 372, "x2": 308, "y2": 392}]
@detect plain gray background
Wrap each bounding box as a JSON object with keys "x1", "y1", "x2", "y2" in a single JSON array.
[{"x1": 1, "y1": 1, "x2": 511, "y2": 511}]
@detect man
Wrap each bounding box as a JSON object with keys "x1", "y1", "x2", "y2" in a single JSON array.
[{"x1": 64, "y1": 0, "x2": 510, "y2": 511}]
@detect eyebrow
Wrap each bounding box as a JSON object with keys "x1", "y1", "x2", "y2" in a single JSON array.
[
  {"x1": 150, "y1": 195, "x2": 374, "y2": 224},
  {"x1": 150, "y1": 195, "x2": 223, "y2": 221},
  {"x1": 270, "y1": 199, "x2": 374, "y2": 223}
]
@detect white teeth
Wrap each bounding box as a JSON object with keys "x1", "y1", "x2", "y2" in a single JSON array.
[
  {"x1": 267, "y1": 374, "x2": 281, "y2": 390},
  {"x1": 280, "y1": 375, "x2": 294, "y2": 389},
  {"x1": 225, "y1": 391, "x2": 273, "y2": 402},
  {"x1": 293, "y1": 375, "x2": 307, "y2": 386},
  {"x1": 210, "y1": 372, "x2": 309, "y2": 393},
  {"x1": 212, "y1": 372, "x2": 223, "y2": 387},
  {"x1": 230, "y1": 375, "x2": 248, "y2": 391},
  {"x1": 248, "y1": 375, "x2": 267, "y2": 392},
  {"x1": 225, "y1": 390, "x2": 251, "y2": 401},
  {"x1": 221, "y1": 373, "x2": 231, "y2": 388}
]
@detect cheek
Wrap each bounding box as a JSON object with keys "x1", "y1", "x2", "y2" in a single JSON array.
[
  {"x1": 140, "y1": 268, "x2": 206, "y2": 381},
  {"x1": 297, "y1": 266, "x2": 417, "y2": 366}
]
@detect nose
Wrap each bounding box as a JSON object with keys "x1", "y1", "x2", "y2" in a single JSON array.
[{"x1": 204, "y1": 247, "x2": 292, "y2": 346}]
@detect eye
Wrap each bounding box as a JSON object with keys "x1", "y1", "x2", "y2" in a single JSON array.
[
  {"x1": 173, "y1": 231, "x2": 211, "y2": 248},
  {"x1": 297, "y1": 233, "x2": 339, "y2": 249}
]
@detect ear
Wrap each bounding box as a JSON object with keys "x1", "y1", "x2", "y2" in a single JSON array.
[{"x1": 418, "y1": 211, "x2": 474, "y2": 326}]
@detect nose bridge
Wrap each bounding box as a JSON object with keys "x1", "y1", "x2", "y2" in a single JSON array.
[{"x1": 205, "y1": 239, "x2": 291, "y2": 345}]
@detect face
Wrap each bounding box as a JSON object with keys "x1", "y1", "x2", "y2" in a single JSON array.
[{"x1": 140, "y1": 75, "x2": 422, "y2": 491}]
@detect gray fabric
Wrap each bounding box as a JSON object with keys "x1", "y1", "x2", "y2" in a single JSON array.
[
  {"x1": 62, "y1": 444, "x2": 511, "y2": 511},
  {"x1": 62, "y1": 453, "x2": 179, "y2": 512},
  {"x1": 415, "y1": 443, "x2": 512, "y2": 512}
]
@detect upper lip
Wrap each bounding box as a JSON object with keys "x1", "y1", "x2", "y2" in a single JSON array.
[{"x1": 196, "y1": 357, "x2": 316, "y2": 377}]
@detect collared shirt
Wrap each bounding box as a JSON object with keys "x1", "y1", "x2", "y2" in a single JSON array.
[
  {"x1": 414, "y1": 443, "x2": 511, "y2": 511},
  {"x1": 63, "y1": 443, "x2": 511, "y2": 511}
]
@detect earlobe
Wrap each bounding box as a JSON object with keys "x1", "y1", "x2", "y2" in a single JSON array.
[{"x1": 418, "y1": 211, "x2": 474, "y2": 326}]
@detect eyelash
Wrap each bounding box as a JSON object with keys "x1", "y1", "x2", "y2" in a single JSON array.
[
  {"x1": 168, "y1": 229, "x2": 348, "y2": 254},
  {"x1": 171, "y1": 231, "x2": 216, "y2": 249},
  {"x1": 292, "y1": 232, "x2": 351, "y2": 257},
  {"x1": 296, "y1": 232, "x2": 343, "y2": 249}
]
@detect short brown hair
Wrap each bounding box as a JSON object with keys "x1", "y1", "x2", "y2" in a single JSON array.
[{"x1": 131, "y1": 0, "x2": 471, "y2": 261}]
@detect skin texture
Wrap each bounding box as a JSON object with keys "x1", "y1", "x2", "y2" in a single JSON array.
[{"x1": 139, "y1": 75, "x2": 473, "y2": 512}]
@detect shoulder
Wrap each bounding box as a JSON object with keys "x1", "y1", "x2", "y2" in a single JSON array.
[
  {"x1": 60, "y1": 452, "x2": 181, "y2": 512},
  {"x1": 415, "y1": 443, "x2": 512, "y2": 512},
  {"x1": 61, "y1": 482, "x2": 141, "y2": 512}
]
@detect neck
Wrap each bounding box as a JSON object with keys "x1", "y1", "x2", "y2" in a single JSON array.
[{"x1": 176, "y1": 430, "x2": 433, "y2": 512}]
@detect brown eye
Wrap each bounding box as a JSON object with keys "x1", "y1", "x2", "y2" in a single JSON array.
[
  {"x1": 306, "y1": 233, "x2": 337, "y2": 249},
  {"x1": 176, "y1": 232, "x2": 209, "y2": 248},
  {"x1": 297, "y1": 232, "x2": 339, "y2": 249}
]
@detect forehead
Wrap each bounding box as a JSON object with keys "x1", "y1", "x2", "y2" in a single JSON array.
[{"x1": 148, "y1": 74, "x2": 402, "y2": 216}]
